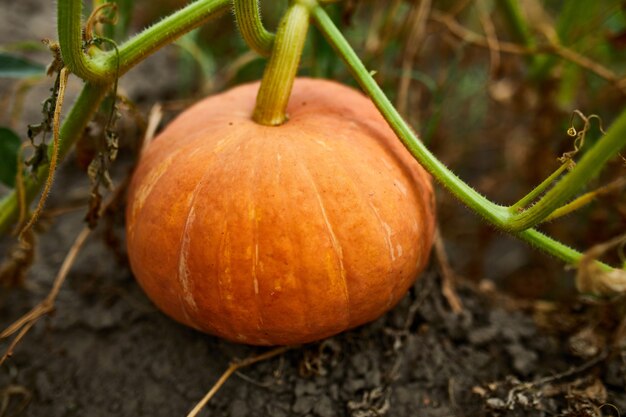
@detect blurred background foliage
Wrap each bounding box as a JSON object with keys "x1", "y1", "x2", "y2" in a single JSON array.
[{"x1": 1, "y1": 0, "x2": 625, "y2": 299}]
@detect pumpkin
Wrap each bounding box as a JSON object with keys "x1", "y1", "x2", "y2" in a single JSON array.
[{"x1": 125, "y1": 78, "x2": 435, "y2": 345}]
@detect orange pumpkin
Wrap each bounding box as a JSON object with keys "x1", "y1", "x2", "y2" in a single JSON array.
[{"x1": 126, "y1": 78, "x2": 435, "y2": 345}]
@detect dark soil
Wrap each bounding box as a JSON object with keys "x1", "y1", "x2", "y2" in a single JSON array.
[
  {"x1": 2, "y1": 1, "x2": 626, "y2": 416},
  {"x1": 1, "y1": 185, "x2": 625, "y2": 416}
]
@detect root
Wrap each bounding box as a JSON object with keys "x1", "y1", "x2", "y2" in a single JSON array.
[
  {"x1": 0, "y1": 226, "x2": 90, "y2": 365},
  {"x1": 0, "y1": 174, "x2": 129, "y2": 364},
  {"x1": 186, "y1": 346, "x2": 293, "y2": 417},
  {"x1": 434, "y1": 227, "x2": 463, "y2": 314}
]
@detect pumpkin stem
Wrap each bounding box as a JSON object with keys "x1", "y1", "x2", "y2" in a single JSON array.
[
  {"x1": 234, "y1": 0, "x2": 276, "y2": 57},
  {"x1": 253, "y1": 2, "x2": 310, "y2": 126}
]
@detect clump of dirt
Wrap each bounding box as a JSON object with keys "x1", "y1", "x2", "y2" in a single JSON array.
[{"x1": 1, "y1": 195, "x2": 624, "y2": 416}]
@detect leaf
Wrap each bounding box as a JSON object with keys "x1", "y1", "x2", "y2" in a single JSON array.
[
  {"x1": 0, "y1": 127, "x2": 22, "y2": 188},
  {"x1": 0, "y1": 52, "x2": 45, "y2": 79}
]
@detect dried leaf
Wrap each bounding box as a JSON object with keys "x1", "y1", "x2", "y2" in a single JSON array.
[{"x1": 576, "y1": 235, "x2": 626, "y2": 296}]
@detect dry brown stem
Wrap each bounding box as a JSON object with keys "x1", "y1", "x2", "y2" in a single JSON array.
[
  {"x1": 0, "y1": 384, "x2": 32, "y2": 416},
  {"x1": 0, "y1": 225, "x2": 90, "y2": 365},
  {"x1": 434, "y1": 227, "x2": 463, "y2": 314},
  {"x1": 363, "y1": 0, "x2": 404, "y2": 60},
  {"x1": 363, "y1": 5, "x2": 385, "y2": 55},
  {"x1": 448, "y1": 0, "x2": 472, "y2": 17},
  {"x1": 0, "y1": 228, "x2": 35, "y2": 287},
  {"x1": 396, "y1": 0, "x2": 431, "y2": 117},
  {"x1": 476, "y1": 0, "x2": 500, "y2": 79},
  {"x1": 1, "y1": 161, "x2": 132, "y2": 364},
  {"x1": 84, "y1": 2, "x2": 119, "y2": 45},
  {"x1": 430, "y1": 11, "x2": 626, "y2": 95},
  {"x1": 186, "y1": 346, "x2": 293, "y2": 417},
  {"x1": 576, "y1": 233, "x2": 626, "y2": 295}
]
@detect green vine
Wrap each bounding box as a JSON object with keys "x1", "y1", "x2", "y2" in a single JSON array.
[
  {"x1": 234, "y1": 0, "x2": 276, "y2": 57},
  {"x1": 83, "y1": 36, "x2": 122, "y2": 228},
  {"x1": 309, "y1": 4, "x2": 621, "y2": 271},
  {"x1": 57, "y1": 0, "x2": 231, "y2": 83},
  {"x1": 253, "y1": 1, "x2": 310, "y2": 125}
]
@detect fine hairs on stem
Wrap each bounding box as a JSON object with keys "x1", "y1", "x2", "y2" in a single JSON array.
[{"x1": 310, "y1": 4, "x2": 623, "y2": 271}]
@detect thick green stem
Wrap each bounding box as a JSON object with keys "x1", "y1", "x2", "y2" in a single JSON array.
[
  {"x1": 113, "y1": 0, "x2": 230, "y2": 75},
  {"x1": 510, "y1": 162, "x2": 569, "y2": 211},
  {"x1": 58, "y1": 0, "x2": 110, "y2": 82},
  {"x1": 253, "y1": 2, "x2": 310, "y2": 126},
  {"x1": 515, "y1": 229, "x2": 610, "y2": 272},
  {"x1": 234, "y1": 0, "x2": 276, "y2": 57},
  {"x1": 508, "y1": 108, "x2": 626, "y2": 231},
  {"x1": 58, "y1": 0, "x2": 231, "y2": 83},
  {"x1": 310, "y1": 4, "x2": 615, "y2": 270},
  {"x1": 0, "y1": 83, "x2": 109, "y2": 235}
]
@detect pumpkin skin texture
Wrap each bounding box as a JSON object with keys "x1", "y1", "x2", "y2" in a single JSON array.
[{"x1": 126, "y1": 78, "x2": 435, "y2": 345}]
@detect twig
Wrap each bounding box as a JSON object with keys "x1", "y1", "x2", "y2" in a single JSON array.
[
  {"x1": 234, "y1": 370, "x2": 277, "y2": 388},
  {"x1": 0, "y1": 384, "x2": 32, "y2": 416},
  {"x1": 0, "y1": 225, "x2": 91, "y2": 365},
  {"x1": 476, "y1": 0, "x2": 500, "y2": 79},
  {"x1": 187, "y1": 346, "x2": 292, "y2": 417},
  {"x1": 363, "y1": 0, "x2": 403, "y2": 60},
  {"x1": 576, "y1": 233, "x2": 626, "y2": 295},
  {"x1": 363, "y1": 5, "x2": 385, "y2": 55},
  {"x1": 0, "y1": 167, "x2": 131, "y2": 363},
  {"x1": 434, "y1": 227, "x2": 463, "y2": 314},
  {"x1": 43, "y1": 202, "x2": 90, "y2": 218},
  {"x1": 448, "y1": 0, "x2": 472, "y2": 17},
  {"x1": 430, "y1": 11, "x2": 626, "y2": 94},
  {"x1": 431, "y1": 10, "x2": 527, "y2": 54},
  {"x1": 478, "y1": 350, "x2": 610, "y2": 409},
  {"x1": 529, "y1": 349, "x2": 608, "y2": 388},
  {"x1": 84, "y1": 3, "x2": 119, "y2": 45},
  {"x1": 396, "y1": 0, "x2": 431, "y2": 116}
]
